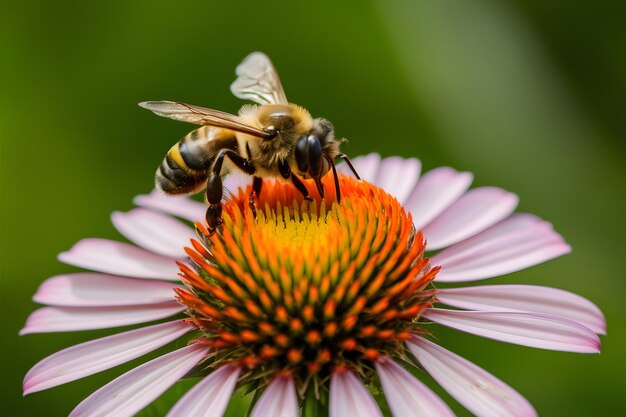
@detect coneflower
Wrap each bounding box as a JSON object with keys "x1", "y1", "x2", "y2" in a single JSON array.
[{"x1": 22, "y1": 154, "x2": 605, "y2": 417}]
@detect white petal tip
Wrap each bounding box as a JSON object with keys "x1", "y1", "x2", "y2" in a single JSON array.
[
  {"x1": 22, "y1": 381, "x2": 39, "y2": 396},
  {"x1": 56, "y1": 251, "x2": 71, "y2": 263},
  {"x1": 31, "y1": 293, "x2": 47, "y2": 305},
  {"x1": 132, "y1": 194, "x2": 149, "y2": 205}
]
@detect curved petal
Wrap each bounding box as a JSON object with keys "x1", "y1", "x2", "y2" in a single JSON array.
[
  {"x1": 58, "y1": 238, "x2": 180, "y2": 281},
  {"x1": 431, "y1": 214, "x2": 551, "y2": 265},
  {"x1": 403, "y1": 167, "x2": 473, "y2": 231},
  {"x1": 375, "y1": 358, "x2": 454, "y2": 417},
  {"x1": 223, "y1": 172, "x2": 253, "y2": 197},
  {"x1": 436, "y1": 285, "x2": 606, "y2": 335},
  {"x1": 112, "y1": 208, "x2": 195, "y2": 258},
  {"x1": 435, "y1": 241, "x2": 570, "y2": 282},
  {"x1": 373, "y1": 157, "x2": 422, "y2": 204},
  {"x1": 407, "y1": 337, "x2": 536, "y2": 417},
  {"x1": 337, "y1": 153, "x2": 381, "y2": 183},
  {"x1": 69, "y1": 344, "x2": 208, "y2": 417},
  {"x1": 330, "y1": 369, "x2": 383, "y2": 417},
  {"x1": 423, "y1": 187, "x2": 519, "y2": 250},
  {"x1": 33, "y1": 273, "x2": 179, "y2": 307},
  {"x1": 166, "y1": 365, "x2": 240, "y2": 417},
  {"x1": 432, "y1": 214, "x2": 570, "y2": 282},
  {"x1": 249, "y1": 375, "x2": 298, "y2": 417},
  {"x1": 133, "y1": 190, "x2": 206, "y2": 222},
  {"x1": 23, "y1": 320, "x2": 192, "y2": 395},
  {"x1": 20, "y1": 303, "x2": 184, "y2": 334},
  {"x1": 422, "y1": 308, "x2": 600, "y2": 353}
]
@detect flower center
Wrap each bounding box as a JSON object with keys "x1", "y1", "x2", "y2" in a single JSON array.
[{"x1": 177, "y1": 176, "x2": 439, "y2": 392}]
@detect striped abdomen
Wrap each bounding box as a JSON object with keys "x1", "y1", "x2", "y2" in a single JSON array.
[{"x1": 156, "y1": 126, "x2": 237, "y2": 194}]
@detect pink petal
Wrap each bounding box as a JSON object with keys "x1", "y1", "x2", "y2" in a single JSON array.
[
  {"x1": 249, "y1": 375, "x2": 298, "y2": 417},
  {"x1": 112, "y1": 208, "x2": 195, "y2": 258},
  {"x1": 337, "y1": 153, "x2": 381, "y2": 183},
  {"x1": 431, "y1": 214, "x2": 550, "y2": 262},
  {"x1": 407, "y1": 337, "x2": 537, "y2": 417},
  {"x1": 436, "y1": 285, "x2": 606, "y2": 335},
  {"x1": 23, "y1": 320, "x2": 192, "y2": 395},
  {"x1": 33, "y1": 273, "x2": 179, "y2": 307},
  {"x1": 375, "y1": 358, "x2": 454, "y2": 417},
  {"x1": 403, "y1": 167, "x2": 473, "y2": 231},
  {"x1": 58, "y1": 238, "x2": 180, "y2": 281},
  {"x1": 69, "y1": 344, "x2": 208, "y2": 417},
  {"x1": 432, "y1": 214, "x2": 571, "y2": 282},
  {"x1": 223, "y1": 172, "x2": 253, "y2": 197},
  {"x1": 133, "y1": 190, "x2": 206, "y2": 222},
  {"x1": 422, "y1": 308, "x2": 600, "y2": 353},
  {"x1": 373, "y1": 157, "x2": 422, "y2": 204},
  {"x1": 166, "y1": 365, "x2": 240, "y2": 417},
  {"x1": 330, "y1": 369, "x2": 383, "y2": 417},
  {"x1": 423, "y1": 187, "x2": 519, "y2": 250},
  {"x1": 20, "y1": 303, "x2": 184, "y2": 334}
]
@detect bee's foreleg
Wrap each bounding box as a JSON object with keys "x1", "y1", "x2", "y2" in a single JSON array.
[
  {"x1": 206, "y1": 150, "x2": 255, "y2": 233},
  {"x1": 249, "y1": 177, "x2": 263, "y2": 219},
  {"x1": 290, "y1": 174, "x2": 313, "y2": 201},
  {"x1": 279, "y1": 159, "x2": 312, "y2": 201},
  {"x1": 326, "y1": 155, "x2": 342, "y2": 203}
]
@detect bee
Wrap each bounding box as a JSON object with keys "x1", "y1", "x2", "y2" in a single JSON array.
[{"x1": 140, "y1": 52, "x2": 360, "y2": 233}]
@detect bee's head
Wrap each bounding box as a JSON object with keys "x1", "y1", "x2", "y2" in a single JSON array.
[{"x1": 295, "y1": 118, "x2": 336, "y2": 197}]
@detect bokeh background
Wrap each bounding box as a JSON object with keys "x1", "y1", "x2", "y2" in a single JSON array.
[{"x1": 2, "y1": 0, "x2": 625, "y2": 415}]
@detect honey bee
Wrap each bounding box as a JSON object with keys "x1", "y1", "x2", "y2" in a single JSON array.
[{"x1": 140, "y1": 52, "x2": 360, "y2": 233}]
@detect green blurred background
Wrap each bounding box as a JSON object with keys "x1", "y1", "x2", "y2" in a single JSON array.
[{"x1": 2, "y1": 0, "x2": 625, "y2": 415}]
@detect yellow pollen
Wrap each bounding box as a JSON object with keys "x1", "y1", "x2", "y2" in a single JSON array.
[{"x1": 256, "y1": 200, "x2": 333, "y2": 252}]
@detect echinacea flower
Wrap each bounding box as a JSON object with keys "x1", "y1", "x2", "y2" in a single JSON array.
[{"x1": 22, "y1": 154, "x2": 605, "y2": 417}]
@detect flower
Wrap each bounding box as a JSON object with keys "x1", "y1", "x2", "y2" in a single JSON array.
[{"x1": 22, "y1": 154, "x2": 605, "y2": 417}]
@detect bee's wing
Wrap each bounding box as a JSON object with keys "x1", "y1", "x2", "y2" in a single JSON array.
[
  {"x1": 230, "y1": 52, "x2": 289, "y2": 105},
  {"x1": 138, "y1": 101, "x2": 273, "y2": 139}
]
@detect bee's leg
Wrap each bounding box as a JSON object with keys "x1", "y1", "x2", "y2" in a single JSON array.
[
  {"x1": 278, "y1": 159, "x2": 312, "y2": 201},
  {"x1": 253, "y1": 176, "x2": 263, "y2": 197},
  {"x1": 249, "y1": 177, "x2": 263, "y2": 218},
  {"x1": 335, "y1": 153, "x2": 361, "y2": 180},
  {"x1": 291, "y1": 174, "x2": 313, "y2": 201},
  {"x1": 206, "y1": 150, "x2": 255, "y2": 233},
  {"x1": 325, "y1": 155, "x2": 342, "y2": 203}
]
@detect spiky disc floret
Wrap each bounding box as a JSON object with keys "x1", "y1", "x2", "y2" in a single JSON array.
[{"x1": 176, "y1": 176, "x2": 439, "y2": 397}]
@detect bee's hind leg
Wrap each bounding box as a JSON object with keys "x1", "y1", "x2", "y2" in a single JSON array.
[
  {"x1": 249, "y1": 177, "x2": 263, "y2": 219},
  {"x1": 206, "y1": 149, "x2": 255, "y2": 234}
]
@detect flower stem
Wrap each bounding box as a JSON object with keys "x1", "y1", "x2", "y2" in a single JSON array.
[
  {"x1": 244, "y1": 389, "x2": 262, "y2": 417},
  {"x1": 302, "y1": 386, "x2": 329, "y2": 417}
]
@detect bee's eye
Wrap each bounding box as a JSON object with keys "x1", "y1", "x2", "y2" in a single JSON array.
[
  {"x1": 307, "y1": 135, "x2": 323, "y2": 176},
  {"x1": 295, "y1": 135, "x2": 323, "y2": 177}
]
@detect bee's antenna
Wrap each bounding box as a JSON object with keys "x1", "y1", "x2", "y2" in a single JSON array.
[{"x1": 336, "y1": 154, "x2": 361, "y2": 180}]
